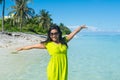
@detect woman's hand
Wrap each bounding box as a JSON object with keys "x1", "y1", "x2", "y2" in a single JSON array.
[
  {"x1": 16, "y1": 47, "x2": 23, "y2": 51},
  {"x1": 74, "y1": 25, "x2": 87, "y2": 33},
  {"x1": 80, "y1": 24, "x2": 87, "y2": 30},
  {"x1": 11, "y1": 49, "x2": 19, "y2": 54}
]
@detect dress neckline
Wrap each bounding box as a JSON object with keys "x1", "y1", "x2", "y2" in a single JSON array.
[{"x1": 52, "y1": 41, "x2": 61, "y2": 45}]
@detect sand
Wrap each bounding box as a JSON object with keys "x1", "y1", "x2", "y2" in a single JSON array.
[
  {"x1": 0, "y1": 32, "x2": 49, "y2": 80},
  {"x1": 0, "y1": 32, "x2": 46, "y2": 49}
]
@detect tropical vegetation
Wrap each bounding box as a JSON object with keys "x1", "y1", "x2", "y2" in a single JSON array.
[
  {"x1": 0, "y1": 0, "x2": 71, "y2": 35},
  {"x1": 0, "y1": 0, "x2": 5, "y2": 32}
]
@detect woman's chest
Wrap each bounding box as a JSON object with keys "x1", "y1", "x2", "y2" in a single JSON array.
[{"x1": 46, "y1": 42, "x2": 67, "y2": 55}]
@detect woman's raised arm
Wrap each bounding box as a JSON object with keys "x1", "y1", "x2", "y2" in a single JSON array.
[{"x1": 66, "y1": 25, "x2": 87, "y2": 41}]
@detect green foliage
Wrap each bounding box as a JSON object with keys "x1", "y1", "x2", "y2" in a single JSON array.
[
  {"x1": 0, "y1": 0, "x2": 71, "y2": 34},
  {"x1": 8, "y1": 0, "x2": 35, "y2": 31},
  {"x1": 2, "y1": 6, "x2": 71, "y2": 35},
  {"x1": 0, "y1": 19, "x2": 1, "y2": 24},
  {"x1": 59, "y1": 23, "x2": 71, "y2": 35},
  {"x1": 0, "y1": 19, "x2": 1, "y2": 31},
  {"x1": 60, "y1": 26, "x2": 71, "y2": 35},
  {"x1": 26, "y1": 23, "x2": 40, "y2": 34}
]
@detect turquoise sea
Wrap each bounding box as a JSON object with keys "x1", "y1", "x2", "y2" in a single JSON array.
[
  {"x1": 0, "y1": 32, "x2": 120, "y2": 80},
  {"x1": 68, "y1": 32, "x2": 120, "y2": 80}
]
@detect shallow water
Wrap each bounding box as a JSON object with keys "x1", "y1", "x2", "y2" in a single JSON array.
[
  {"x1": 68, "y1": 32, "x2": 120, "y2": 80},
  {"x1": 0, "y1": 49, "x2": 49, "y2": 80}
]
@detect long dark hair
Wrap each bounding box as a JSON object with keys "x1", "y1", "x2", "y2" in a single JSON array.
[{"x1": 41, "y1": 25, "x2": 68, "y2": 47}]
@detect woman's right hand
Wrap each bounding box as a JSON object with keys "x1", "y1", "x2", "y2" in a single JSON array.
[
  {"x1": 11, "y1": 49, "x2": 19, "y2": 54},
  {"x1": 16, "y1": 47, "x2": 23, "y2": 51}
]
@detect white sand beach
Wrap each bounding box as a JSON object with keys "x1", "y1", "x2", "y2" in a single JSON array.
[
  {"x1": 0, "y1": 32, "x2": 49, "y2": 80},
  {"x1": 0, "y1": 32, "x2": 46, "y2": 49}
]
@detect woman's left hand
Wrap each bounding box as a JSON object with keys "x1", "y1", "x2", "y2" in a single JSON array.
[{"x1": 80, "y1": 24, "x2": 88, "y2": 30}]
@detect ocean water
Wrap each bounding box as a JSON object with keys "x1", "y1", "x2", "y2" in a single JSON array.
[
  {"x1": 0, "y1": 32, "x2": 120, "y2": 80},
  {"x1": 0, "y1": 49, "x2": 49, "y2": 80},
  {"x1": 68, "y1": 32, "x2": 120, "y2": 80}
]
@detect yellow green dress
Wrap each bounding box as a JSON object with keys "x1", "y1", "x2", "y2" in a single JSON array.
[{"x1": 45, "y1": 40, "x2": 68, "y2": 80}]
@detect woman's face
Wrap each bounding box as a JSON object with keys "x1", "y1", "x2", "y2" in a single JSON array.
[{"x1": 50, "y1": 29, "x2": 59, "y2": 42}]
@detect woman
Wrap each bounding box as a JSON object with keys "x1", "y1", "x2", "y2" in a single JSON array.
[{"x1": 17, "y1": 24, "x2": 87, "y2": 80}]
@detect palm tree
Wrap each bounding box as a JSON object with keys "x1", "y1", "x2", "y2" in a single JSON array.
[
  {"x1": 9, "y1": 0, "x2": 35, "y2": 31},
  {"x1": 39, "y1": 9, "x2": 52, "y2": 30},
  {"x1": 0, "y1": 0, "x2": 5, "y2": 32},
  {"x1": 59, "y1": 23, "x2": 71, "y2": 34}
]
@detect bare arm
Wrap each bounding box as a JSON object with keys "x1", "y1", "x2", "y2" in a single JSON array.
[
  {"x1": 17, "y1": 43, "x2": 46, "y2": 51},
  {"x1": 66, "y1": 25, "x2": 87, "y2": 41}
]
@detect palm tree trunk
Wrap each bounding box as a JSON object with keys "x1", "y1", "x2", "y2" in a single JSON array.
[
  {"x1": 2, "y1": 0, "x2": 5, "y2": 33},
  {"x1": 20, "y1": 23, "x2": 22, "y2": 32},
  {"x1": 20, "y1": 17, "x2": 22, "y2": 32}
]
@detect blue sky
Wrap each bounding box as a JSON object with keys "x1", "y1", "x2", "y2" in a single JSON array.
[{"x1": 0, "y1": 0, "x2": 120, "y2": 32}]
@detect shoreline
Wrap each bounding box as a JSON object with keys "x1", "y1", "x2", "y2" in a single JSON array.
[
  {"x1": 0, "y1": 32, "x2": 46, "y2": 49},
  {"x1": 0, "y1": 32, "x2": 49, "y2": 80}
]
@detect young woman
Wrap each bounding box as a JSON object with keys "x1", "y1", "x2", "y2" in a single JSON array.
[{"x1": 17, "y1": 24, "x2": 87, "y2": 80}]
